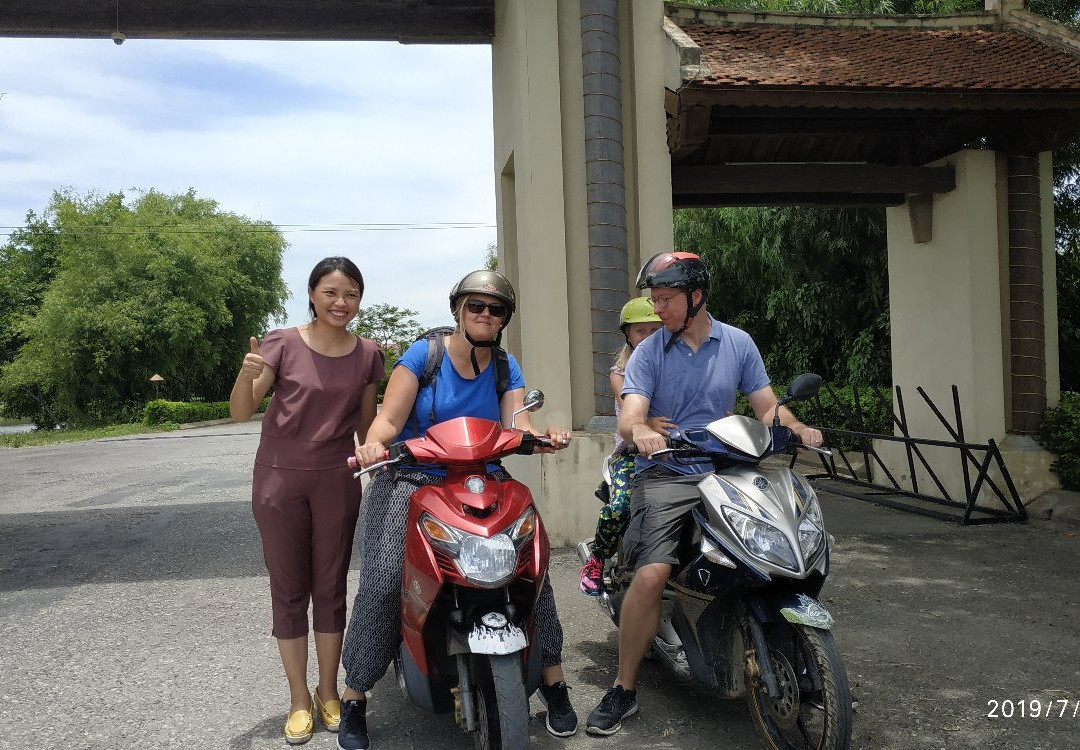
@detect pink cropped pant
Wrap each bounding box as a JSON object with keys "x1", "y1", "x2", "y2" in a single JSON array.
[{"x1": 252, "y1": 463, "x2": 360, "y2": 639}]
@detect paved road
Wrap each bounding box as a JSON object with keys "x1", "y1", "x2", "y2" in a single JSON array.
[{"x1": 2, "y1": 423, "x2": 1078, "y2": 749}]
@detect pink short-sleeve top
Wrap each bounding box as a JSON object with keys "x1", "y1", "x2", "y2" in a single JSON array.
[{"x1": 255, "y1": 327, "x2": 385, "y2": 470}]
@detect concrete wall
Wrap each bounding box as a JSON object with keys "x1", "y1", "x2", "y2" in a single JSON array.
[{"x1": 492, "y1": 0, "x2": 676, "y2": 543}]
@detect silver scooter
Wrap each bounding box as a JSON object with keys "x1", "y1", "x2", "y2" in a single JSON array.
[{"x1": 578, "y1": 373, "x2": 852, "y2": 750}]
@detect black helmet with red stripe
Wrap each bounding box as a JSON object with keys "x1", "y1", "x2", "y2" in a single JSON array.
[
  {"x1": 635, "y1": 252, "x2": 710, "y2": 351},
  {"x1": 635, "y1": 251, "x2": 710, "y2": 294}
]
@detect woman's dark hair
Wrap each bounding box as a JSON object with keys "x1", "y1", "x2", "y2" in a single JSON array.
[{"x1": 307, "y1": 256, "x2": 365, "y2": 318}]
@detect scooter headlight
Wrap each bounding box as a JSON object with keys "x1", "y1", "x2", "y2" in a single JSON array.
[
  {"x1": 722, "y1": 507, "x2": 799, "y2": 571},
  {"x1": 458, "y1": 534, "x2": 517, "y2": 586},
  {"x1": 419, "y1": 512, "x2": 524, "y2": 587}
]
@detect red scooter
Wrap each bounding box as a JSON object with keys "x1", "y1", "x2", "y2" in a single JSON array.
[{"x1": 349, "y1": 390, "x2": 552, "y2": 750}]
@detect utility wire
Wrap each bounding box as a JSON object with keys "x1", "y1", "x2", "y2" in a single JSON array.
[{"x1": 0, "y1": 221, "x2": 496, "y2": 239}]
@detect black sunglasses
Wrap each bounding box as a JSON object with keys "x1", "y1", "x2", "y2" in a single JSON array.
[{"x1": 465, "y1": 300, "x2": 508, "y2": 318}]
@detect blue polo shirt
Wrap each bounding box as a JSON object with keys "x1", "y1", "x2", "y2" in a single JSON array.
[{"x1": 622, "y1": 315, "x2": 770, "y2": 475}]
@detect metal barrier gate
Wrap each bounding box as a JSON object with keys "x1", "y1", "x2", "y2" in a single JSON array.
[{"x1": 807, "y1": 384, "x2": 1027, "y2": 525}]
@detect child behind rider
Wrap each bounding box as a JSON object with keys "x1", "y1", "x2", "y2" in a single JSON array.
[{"x1": 579, "y1": 296, "x2": 674, "y2": 596}]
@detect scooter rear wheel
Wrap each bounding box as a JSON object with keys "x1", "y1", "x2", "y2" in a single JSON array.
[
  {"x1": 473, "y1": 653, "x2": 529, "y2": 750},
  {"x1": 745, "y1": 623, "x2": 852, "y2": 750}
]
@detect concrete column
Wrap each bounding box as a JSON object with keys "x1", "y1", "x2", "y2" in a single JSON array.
[
  {"x1": 882, "y1": 149, "x2": 1058, "y2": 502},
  {"x1": 1040, "y1": 151, "x2": 1061, "y2": 409},
  {"x1": 493, "y1": 0, "x2": 677, "y2": 543},
  {"x1": 1005, "y1": 153, "x2": 1046, "y2": 434},
  {"x1": 887, "y1": 150, "x2": 1006, "y2": 444},
  {"x1": 491, "y1": 0, "x2": 573, "y2": 434}
]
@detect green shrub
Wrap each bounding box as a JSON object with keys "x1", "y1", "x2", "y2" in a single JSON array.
[
  {"x1": 144, "y1": 396, "x2": 270, "y2": 425},
  {"x1": 1040, "y1": 392, "x2": 1080, "y2": 491}
]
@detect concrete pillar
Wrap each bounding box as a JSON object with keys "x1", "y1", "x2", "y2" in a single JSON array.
[
  {"x1": 493, "y1": 0, "x2": 675, "y2": 543},
  {"x1": 882, "y1": 149, "x2": 1059, "y2": 502},
  {"x1": 1005, "y1": 153, "x2": 1047, "y2": 434}
]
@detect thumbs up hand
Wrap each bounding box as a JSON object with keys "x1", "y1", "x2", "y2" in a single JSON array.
[{"x1": 240, "y1": 336, "x2": 265, "y2": 380}]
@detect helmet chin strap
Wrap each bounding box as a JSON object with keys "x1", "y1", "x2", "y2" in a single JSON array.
[
  {"x1": 663, "y1": 289, "x2": 706, "y2": 353},
  {"x1": 464, "y1": 330, "x2": 501, "y2": 375}
]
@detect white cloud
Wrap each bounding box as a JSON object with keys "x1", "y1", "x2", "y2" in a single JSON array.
[{"x1": 0, "y1": 37, "x2": 497, "y2": 330}]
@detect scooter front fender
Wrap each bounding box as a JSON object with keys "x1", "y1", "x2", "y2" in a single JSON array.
[{"x1": 746, "y1": 590, "x2": 835, "y2": 631}]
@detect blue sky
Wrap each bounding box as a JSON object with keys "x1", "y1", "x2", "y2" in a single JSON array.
[{"x1": 0, "y1": 37, "x2": 497, "y2": 329}]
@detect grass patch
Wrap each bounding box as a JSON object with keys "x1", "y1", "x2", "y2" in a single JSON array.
[{"x1": 0, "y1": 421, "x2": 181, "y2": 448}]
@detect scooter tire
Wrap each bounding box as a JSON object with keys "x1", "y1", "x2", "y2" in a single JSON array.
[
  {"x1": 745, "y1": 623, "x2": 852, "y2": 750},
  {"x1": 474, "y1": 653, "x2": 530, "y2": 750}
]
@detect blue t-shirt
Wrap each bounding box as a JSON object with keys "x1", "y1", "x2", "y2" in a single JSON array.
[
  {"x1": 395, "y1": 337, "x2": 526, "y2": 442},
  {"x1": 622, "y1": 315, "x2": 770, "y2": 475}
]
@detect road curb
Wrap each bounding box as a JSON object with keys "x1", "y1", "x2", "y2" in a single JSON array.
[{"x1": 176, "y1": 413, "x2": 264, "y2": 430}]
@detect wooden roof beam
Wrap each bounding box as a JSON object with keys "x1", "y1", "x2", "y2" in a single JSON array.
[{"x1": 671, "y1": 163, "x2": 955, "y2": 196}]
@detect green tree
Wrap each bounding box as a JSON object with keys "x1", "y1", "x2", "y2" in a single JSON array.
[
  {"x1": 484, "y1": 243, "x2": 499, "y2": 271},
  {"x1": 0, "y1": 188, "x2": 288, "y2": 426},
  {"x1": 676, "y1": 206, "x2": 890, "y2": 384},
  {"x1": 350, "y1": 303, "x2": 425, "y2": 397},
  {"x1": 350, "y1": 303, "x2": 424, "y2": 351},
  {"x1": 0, "y1": 212, "x2": 61, "y2": 370}
]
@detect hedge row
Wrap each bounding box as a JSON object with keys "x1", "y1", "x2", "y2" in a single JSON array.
[
  {"x1": 143, "y1": 397, "x2": 270, "y2": 425},
  {"x1": 1040, "y1": 392, "x2": 1080, "y2": 491}
]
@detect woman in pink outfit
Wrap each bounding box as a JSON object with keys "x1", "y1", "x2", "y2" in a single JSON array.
[{"x1": 229, "y1": 256, "x2": 384, "y2": 745}]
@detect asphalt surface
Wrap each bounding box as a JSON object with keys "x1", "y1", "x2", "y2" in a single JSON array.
[{"x1": 1, "y1": 421, "x2": 1078, "y2": 750}]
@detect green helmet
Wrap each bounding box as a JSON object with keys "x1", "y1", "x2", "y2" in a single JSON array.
[{"x1": 620, "y1": 296, "x2": 661, "y2": 331}]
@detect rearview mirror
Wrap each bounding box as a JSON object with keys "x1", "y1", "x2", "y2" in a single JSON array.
[
  {"x1": 780, "y1": 373, "x2": 822, "y2": 405},
  {"x1": 512, "y1": 389, "x2": 545, "y2": 429},
  {"x1": 522, "y1": 389, "x2": 545, "y2": 412}
]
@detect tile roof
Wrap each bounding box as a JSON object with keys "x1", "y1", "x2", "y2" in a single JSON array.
[{"x1": 680, "y1": 24, "x2": 1080, "y2": 92}]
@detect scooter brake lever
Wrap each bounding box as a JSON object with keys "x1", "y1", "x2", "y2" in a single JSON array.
[{"x1": 347, "y1": 454, "x2": 399, "y2": 478}]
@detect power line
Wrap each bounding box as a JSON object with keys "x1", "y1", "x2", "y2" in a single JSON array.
[{"x1": 0, "y1": 221, "x2": 496, "y2": 239}]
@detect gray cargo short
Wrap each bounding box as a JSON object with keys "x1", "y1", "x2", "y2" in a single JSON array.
[{"x1": 622, "y1": 466, "x2": 708, "y2": 570}]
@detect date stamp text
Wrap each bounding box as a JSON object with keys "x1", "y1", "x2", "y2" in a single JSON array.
[{"x1": 987, "y1": 699, "x2": 1080, "y2": 719}]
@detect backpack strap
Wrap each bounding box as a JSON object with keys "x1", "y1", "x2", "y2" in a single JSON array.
[
  {"x1": 417, "y1": 327, "x2": 451, "y2": 390},
  {"x1": 493, "y1": 346, "x2": 510, "y2": 400},
  {"x1": 410, "y1": 327, "x2": 453, "y2": 435}
]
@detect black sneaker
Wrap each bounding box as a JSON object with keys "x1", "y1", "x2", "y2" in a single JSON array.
[
  {"x1": 585, "y1": 685, "x2": 638, "y2": 736},
  {"x1": 537, "y1": 681, "x2": 579, "y2": 737},
  {"x1": 337, "y1": 699, "x2": 369, "y2": 750}
]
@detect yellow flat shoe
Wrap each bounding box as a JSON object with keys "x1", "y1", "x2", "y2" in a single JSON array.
[
  {"x1": 313, "y1": 688, "x2": 341, "y2": 732},
  {"x1": 284, "y1": 704, "x2": 314, "y2": 745}
]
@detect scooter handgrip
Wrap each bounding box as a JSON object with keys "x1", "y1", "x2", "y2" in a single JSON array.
[{"x1": 516, "y1": 433, "x2": 537, "y2": 454}]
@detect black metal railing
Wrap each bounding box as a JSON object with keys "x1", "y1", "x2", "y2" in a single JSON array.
[{"x1": 806, "y1": 384, "x2": 1026, "y2": 525}]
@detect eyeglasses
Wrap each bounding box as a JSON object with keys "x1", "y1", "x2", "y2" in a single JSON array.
[
  {"x1": 465, "y1": 299, "x2": 508, "y2": 318},
  {"x1": 648, "y1": 293, "x2": 681, "y2": 309}
]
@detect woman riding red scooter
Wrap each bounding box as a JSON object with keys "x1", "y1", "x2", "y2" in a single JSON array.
[{"x1": 337, "y1": 270, "x2": 578, "y2": 750}]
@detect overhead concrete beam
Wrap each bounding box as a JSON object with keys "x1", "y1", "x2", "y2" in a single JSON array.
[{"x1": 0, "y1": 1, "x2": 495, "y2": 43}]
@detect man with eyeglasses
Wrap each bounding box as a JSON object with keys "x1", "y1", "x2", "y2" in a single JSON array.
[{"x1": 586, "y1": 251, "x2": 824, "y2": 736}]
